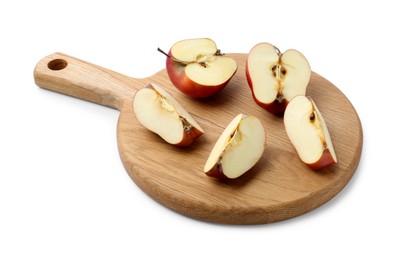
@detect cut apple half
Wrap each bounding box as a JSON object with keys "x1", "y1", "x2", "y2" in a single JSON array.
[
  {"x1": 204, "y1": 114, "x2": 266, "y2": 179},
  {"x1": 284, "y1": 95, "x2": 337, "y2": 170},
  {"x1": 133, "y1": 83, "x2": 204, "y2": 146},
  {"x1": 246, "y1": 43, "x2": 311, "y2": 115},
  {"x1": 160, "y1": 38, "x2": 238, "y2": 98}
]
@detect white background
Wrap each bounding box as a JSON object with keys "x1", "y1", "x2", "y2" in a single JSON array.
[{"x1": 1, "y1": 0, "x2": 409, "y2": 259}]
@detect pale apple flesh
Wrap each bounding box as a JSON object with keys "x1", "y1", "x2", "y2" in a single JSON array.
[
  {"x1": 204, "y1": 114, "x2": 266, "y2": 179},
  {"x1": 284, "y1": 95, "x2": 337, "y2": 170},
  {"x1": 165, "y1": 38, "x2": 237, "y2": 98},
  {"x1": 246, "y1": 43, "x2": 311, "y2": 115},
  {"x1": 133, "y1": 83, "x2": 204, "y2": 146}
]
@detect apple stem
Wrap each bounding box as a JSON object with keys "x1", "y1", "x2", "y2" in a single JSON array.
[
  {"x1": 273, "y1": 46, "x2": 282, "y2": 55},
  {"x1": 157, "y1": 47, "x2": 189, "y2": 66},
  {"x1": 215, "y1": 49, "x2": 224, "y2": 56},
  {"x1": 157, "y1": 47, "x2": 171, "y2": 59}
]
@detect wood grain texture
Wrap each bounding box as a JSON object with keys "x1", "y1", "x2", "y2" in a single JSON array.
[
  {"x1": 34, "y1": 53, "x2": 137, "y2": 109},
  {"x1": 34, "y1": 53, "x2": 363, "y2": 224}
]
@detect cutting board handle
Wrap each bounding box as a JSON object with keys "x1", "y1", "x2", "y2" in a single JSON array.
[{"x1": 34, "y1": 52, "x2": 136, "y2": 110}]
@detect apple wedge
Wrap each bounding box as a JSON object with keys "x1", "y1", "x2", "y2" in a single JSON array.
[
  {"x1": 204, "y1": 114, "x2": 266, "y2": 179},
  {"x1": 284, "y1": 95, "x2": 337, "y2": 170},
  {"x1": 159, "y1": 38, "x2": 237, "y2": 98},
  {"x1": 246, "y1": 43, "x2": 311, "y2": 115},
  {"x1": 133, "y1": 83, "x2": 204, "y2": 146}
]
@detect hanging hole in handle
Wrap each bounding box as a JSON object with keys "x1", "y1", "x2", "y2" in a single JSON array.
[{"x1": 48, "y1": 59, "x2": 68, "y2": 70}]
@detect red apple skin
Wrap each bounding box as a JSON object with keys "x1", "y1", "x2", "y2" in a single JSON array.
[
  {"x1": 165, "y1": 53, "x2": 236, "y2": 99},
  {"x1": 245, "y1": 63, "x2": 288, "y2": 116},
  {"x1": 204, "y1": 163, "x2": 229, "y2": 179},
  {"x1": 175, "y1": 127, "x2": 204, "y2": 147},
  {"x1": 306, "y1": 149, "x2": 337, "y2": 171}
]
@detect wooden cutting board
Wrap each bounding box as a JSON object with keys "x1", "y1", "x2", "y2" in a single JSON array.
[{"x1": 34, "y1": 52, "x2": 363, "y2": 224}]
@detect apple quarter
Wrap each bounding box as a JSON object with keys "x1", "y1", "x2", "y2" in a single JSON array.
[
  {"x1": 284, "y1": 95, "x2": 337, "y2": 170},
  {"x1": 133, "y1": 83, "x2": 204, "y2": 146},
  {"x1": 204, "y1": 114, "x2": 266, "y2": 179}
]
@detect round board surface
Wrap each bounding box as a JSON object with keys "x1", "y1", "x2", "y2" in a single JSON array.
[{"x1": 117, "y1": 53, "x2": 363, "y2": 224}]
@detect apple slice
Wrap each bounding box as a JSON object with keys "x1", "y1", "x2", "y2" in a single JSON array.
[
  {"x1": 204, "y1": 114, "x2": 266, "y2": 179},
  {"x1": 158, "y1": 38, "x2": 237, "y2": 98},
  {"x1": 133, "y1": 83, "x2": 204, "y2": 146},
  {"x1": 246, "y1": 43, "x2": 311, "y2": 115},
  {"x1": 284, "y1": 95, "x2": 337, "y2": 170}
]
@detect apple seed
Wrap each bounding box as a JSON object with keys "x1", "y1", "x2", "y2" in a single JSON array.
[{"x1": 310, "y1": 112, "x2": 315, "y2": 121}]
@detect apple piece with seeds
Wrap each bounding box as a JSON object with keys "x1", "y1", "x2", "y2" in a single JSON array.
[
  {"x1": 204, "y1": 114, "x2": 266, "y2": 179},
  {"x1": 133, "y1": 83, "x2": 204, "y2": 146}
]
